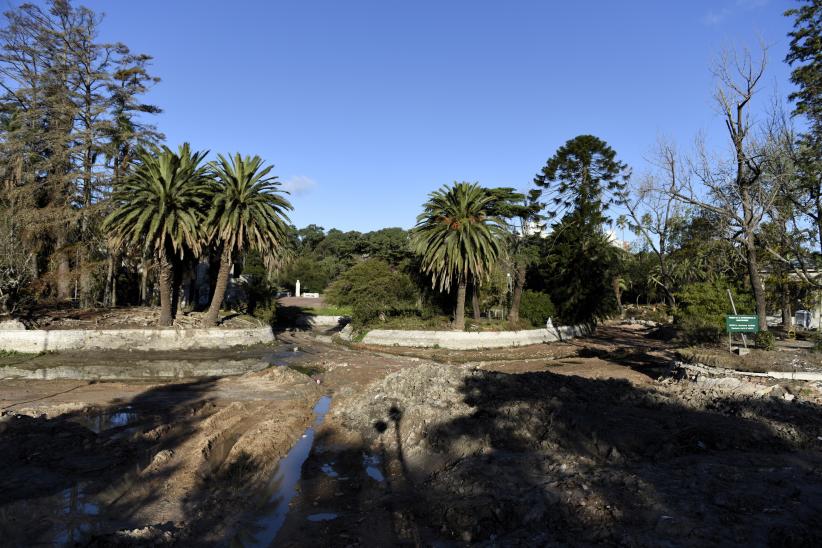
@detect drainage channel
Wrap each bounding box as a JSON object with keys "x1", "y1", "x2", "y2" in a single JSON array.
[{"x1": 230, "y1": 395, "x2": 332, "y2": 547}]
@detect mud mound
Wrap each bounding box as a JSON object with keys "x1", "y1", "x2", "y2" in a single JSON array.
[
  {"x1": 247, "y1": 365, "x2": 315, "y2": 385},
  {"x1": 334, "y1": 363, "x2": 481, "y2": 470},
  {"x1": 333, "y1": 363, "x2": 822, "y2": 545}
]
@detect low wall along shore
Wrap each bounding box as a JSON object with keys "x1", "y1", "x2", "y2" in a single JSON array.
[
  {"x1": 0, "y1": 326, "x2": 274, "y2": 353},
  {"x1": 296, "y1": 315, "x2": 349, "y2": 328},
  {"x1": 358, "y1": 324, "x2": 588, "y2": 350}
]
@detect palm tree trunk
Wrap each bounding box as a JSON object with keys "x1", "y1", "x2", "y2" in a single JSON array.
[
  {"x1": 171, "y1": 257, "x2": 184, "y2": 319},
  {"x1": 157, "y1": 251, "x2": 174, "y2": 327},
  {"x1": 472, "y1": 281, "x2": 480, "y2": 322},
  {"x1": 205, "y1": 245, "x2": 232, "y2": 327},
  {"x1": 612, "y1": 277, "x2": 624, "y2": 319},
  {"x1": 454, "y1": 281, "x2": 467, "y2": 330},
  {"x1": 140, "y1": 257, "x2": 150, "y2": 305},
  {"x1": 507, "y1": 264, "x2": 526, "y2": 323},
  {"x1": 103, "y1": 252, "x2": 115, "y2": 307}
]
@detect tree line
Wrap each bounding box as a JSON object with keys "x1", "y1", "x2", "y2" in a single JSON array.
[
  {"x1": 0, "y1": 0, "x2": 819, "y2": 338},
  {"x1": 0, "y1": 0, "x2": 161, "y2": 311},
  {"x1": 318, "y1": 1, "x2": 822, "y2": 336}
]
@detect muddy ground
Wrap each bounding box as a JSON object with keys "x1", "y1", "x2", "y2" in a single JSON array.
[{"x1": 1, "y1": 325, "x2": 822, "y2": 546}]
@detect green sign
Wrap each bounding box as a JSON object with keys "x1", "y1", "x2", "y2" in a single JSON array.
[{"x1": 726, "y1": 315, "x2": 759, "y2": 333}]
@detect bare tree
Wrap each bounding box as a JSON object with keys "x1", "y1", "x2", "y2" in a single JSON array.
[
  {"x1": 673, "y1": 47, "x2": 780, "y2": 331},
  {"x1": 619, "y1": 138, "x2": 686, "y2": 307}
]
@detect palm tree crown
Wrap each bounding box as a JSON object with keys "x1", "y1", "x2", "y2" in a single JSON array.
[
  {"x1": 411, "y1": 182, "x2": 506, "y2": 290},
  {"x1": 103, "y1": 143, "x2": 210, "y2": 256},
  {"x1": 201, "y1": 153, "x2": 293, "y2": 326},
  {"x1": 206, "y1": 153, "x2": 293, "y2": 261}
]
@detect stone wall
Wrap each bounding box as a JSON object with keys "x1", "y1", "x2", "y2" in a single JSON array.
[
  {"x1": 358, "y1": 324, "x2": 587, "y2": 350},
  {"x1": 0, "y1": 326, "x2": 274, "y2": 353}
]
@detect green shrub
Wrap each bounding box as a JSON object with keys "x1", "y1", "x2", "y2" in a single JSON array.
[
  {"x1": 242, "y1": 276, "x2": 274, "y2": 316},
  {"x1": 519, "y1": 290, "x2": 556, "y2": 328},
  {"x1": 674, "y1": 281, "x2": 754, "y2": 344},
  {"x1": 755, "y1": 331, "x2": 775, "y2": 351},
  {"x1": 325, "y1": 259, "x2": 419, "y2": 327}
]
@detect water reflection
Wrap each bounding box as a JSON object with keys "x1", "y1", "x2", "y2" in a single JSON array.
[
  {"x1": 306, "y1": 512, "x2": 338, "y2": 522},
  {"x1": 363, "y1": 453, "x2": 385, "y2": 482},
  {"x1": 69, "y1": 407, "x2": 139, "y2": 434},
  {"x1": 53, "y1": 483, "x2": 100, "y2": 544}
]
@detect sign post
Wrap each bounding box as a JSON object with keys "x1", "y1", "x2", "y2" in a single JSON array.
[{"x1": 726, "y1": 315, "x2": 759, "y2": 353}]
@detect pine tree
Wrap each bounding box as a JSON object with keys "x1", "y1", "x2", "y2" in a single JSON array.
[
  {"x1": 785, "y1": 0, "x2": 822, "y2": 259},
  {"x1": 532, "y1": 135, "x2": 629, "y2": 325},
  {"x1": 0, "y1": 0, "x2": 161, "y2": 306}
]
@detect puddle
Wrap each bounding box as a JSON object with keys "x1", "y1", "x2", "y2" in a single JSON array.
[
  {"x1": 307, "y1": 512, "x2": 338, "y2": 522},
  {"x1": 263, "y1": 348, "x2": 304, "y2": 364},
  {"x1": 363, "y1": 453, "x2": 385, "y2": 482},
  {"x1": 11, "y1": 482, "x2": 104, "y2": 546},
  {"x1": 53, "y1": 485, "x2": 100, "y2": 544},
  {"x1": 70, "y1": 407, "x2": 140, "y2": 434},
  {"x1": 231, "y1": 395, "x2": 332, "y2": 547},
  {"x1": 313, "y1": 394, "x2": 331, "y2": 424},
  {"x1": 320, "y1": 462, "x2": 339, "y2": 478}
]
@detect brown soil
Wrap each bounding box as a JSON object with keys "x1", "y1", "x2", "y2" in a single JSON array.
[
  {"x1": 678, "y1": 344, "x2": 822, "y2": 373},
  {"x1": 280, "y1": 326, "x2": 822, "y2": 547},
  {"x1": 277, "y1": 296, "x2": 327, "y2": 309},
  {"x1": 2, "y1": 325, "x2": 822, "y2": 546},
  {"x1": 0, "y1": 364, "x2": 321, "y2": 545}
]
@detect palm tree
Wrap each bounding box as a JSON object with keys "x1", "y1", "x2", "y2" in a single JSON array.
[
  {"x1": 410, "y1": 182, "x2": 506, "y2": 330},
  {"x1": 103, "y1": 143, "x2": 210, "y2": 326},
  {"x1": 203, "y1": 153, "x2": 292, "y2": 326}
]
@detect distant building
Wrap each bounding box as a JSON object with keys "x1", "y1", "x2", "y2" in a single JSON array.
[{"x1": 605, "y1": 229, "x2": 632, "y2": 252}]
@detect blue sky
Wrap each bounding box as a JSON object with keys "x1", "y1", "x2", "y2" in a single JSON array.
[{"x1": 79, "y1": 0, "x2": 797, "y2": 232}]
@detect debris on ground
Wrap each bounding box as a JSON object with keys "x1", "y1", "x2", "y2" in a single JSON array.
[
  {"x1": 332, "y1": 356, "x2": 822, "y2": 546},
  {"x1": 16, "y1": 306, "x2": 265, "y2": 330},
  {"x1": 4, "y1": 325, "x2": 822, "y2": 546}
]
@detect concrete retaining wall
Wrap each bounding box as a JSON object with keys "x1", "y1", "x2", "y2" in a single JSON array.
[
  {"x1": 295, "y1": 315, "x2": 350, "y2": 328},
  {"x1": 359, "y1": 324, "x2": 588, "y2": 350},
  {"x1": 0, "y1": 326, "x2": 274, "y2": 353}
]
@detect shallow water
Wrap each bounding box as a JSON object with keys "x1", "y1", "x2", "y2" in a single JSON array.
[
  {"x1": 70, "y1": 407, "x2": 139, "y2": 434},
  {"x1": 52, "y1": 483, "x2": 100, "y2": 544},
  {"x1": 306, "y1": 512, "x2": 338, "y2": 522},
  {"x1": 320, "y1": 462, "x2": 339, "y2": 478},
  {"x1": 363, "y1": 453, "x2": 385, "y2": 482},
  {"x1": 231, "y1": 395, "x2": 332, "y2": 547}
]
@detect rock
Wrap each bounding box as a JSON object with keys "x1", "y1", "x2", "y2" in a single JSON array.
[{"x1": 0, "y1": 319, "x2": 25, "y2": 330}]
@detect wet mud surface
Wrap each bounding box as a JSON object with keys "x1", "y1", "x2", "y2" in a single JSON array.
[{"x1": 1, "y1": 326, "x2": 822, "y2": 546}]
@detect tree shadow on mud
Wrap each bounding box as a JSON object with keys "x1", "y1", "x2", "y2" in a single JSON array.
[
  {"x1": 576, "y1": 345, "x2": 672, "y2": 378},
  {"x1": 271, "y1": 305, "x2": 314, "y2": 334},
  {"x1": 0, "y1": 378, "x2": 220, "y2": 546},
  {"x1": 356, "y1": 371, "x2": 822, "y2": 546}
]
